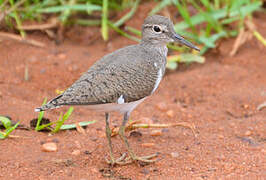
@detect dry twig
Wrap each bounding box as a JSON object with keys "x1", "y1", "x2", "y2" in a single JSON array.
[
  {"x1": 17, "y1": 18, "x2": 58, "y2": 31},
  {"x1": 111, "y1": 120, "x2": 197, "y2": 137},
  {"x1": 257, "y1": 102, "x2": 266, "y2": 111},
  {"x1": 0, "y1": 32, "x2": 45, "y2": 47}
]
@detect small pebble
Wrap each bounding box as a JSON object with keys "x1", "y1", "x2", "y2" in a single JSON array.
[
  {"x1": 150, "y1": 130, "x2": 162, "y2": 136},
  {"x1": 75, "y1": 141, "x2": 82, "y2": 148},
  {"x1": 41, "y1": 142, "x2": 57, "y2": 152},
  {"x1": 155, "y1": 102, "x2": 167, "y2": 111},
  {"x1": 141, "y1": 143, "x2": 155, "y2": 148},
  {"x1": 166, "y1": 110, "x2": 174, "y2": 118},
  {"x1": 170, "y1": 152, "x2": 179, "y2": 158},
  {"x1": 57, "y1": 53, "x2": 66, "y2": 59},
  {"x1": 218, "y1": 134, "x2": 224, "y2": 139},
  {"x1": 130, "y1": 131, "x2": 142, "y2": 138},
  {"x1": 244, "y1": 130, "x2": 252, "y2": 136},
  {"x1": 71, "y1": 149, "x2": 81, "y2": 156},
  {"x1": 242, "y1": 104, "x2": 249, "y2": 109},
  {"x1": 140, "y1": 117, "x2": 153, "y2": 124},
  {"x1": 140, "y1": 168, "x2": 149, "y2": 175}
]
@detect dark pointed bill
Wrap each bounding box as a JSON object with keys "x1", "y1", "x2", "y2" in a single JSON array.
[{"x1": 173, "y1": 33, "x2": 200, "y2": 51}]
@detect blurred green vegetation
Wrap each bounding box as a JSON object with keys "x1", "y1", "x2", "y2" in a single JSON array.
[{"x1": 0, "y1": 0, "x2": 264, "y2": 69}]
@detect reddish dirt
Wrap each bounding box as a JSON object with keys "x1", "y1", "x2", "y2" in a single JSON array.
[{"x1": 0, "y1": 4, "x2": 266, "y2": 180}]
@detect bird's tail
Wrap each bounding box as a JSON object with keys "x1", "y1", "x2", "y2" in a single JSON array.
[{"x1": 35, "y1": 95, "x2": 63, "y2": 112}]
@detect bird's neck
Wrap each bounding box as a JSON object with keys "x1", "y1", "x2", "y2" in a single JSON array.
[{"x1": 140, "y1": 40, "x2": 168, "y2": 57}]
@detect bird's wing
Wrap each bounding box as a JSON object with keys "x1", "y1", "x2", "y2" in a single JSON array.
[{"x1": 44, "y1": 45, "x2": 166, "y2": 108}]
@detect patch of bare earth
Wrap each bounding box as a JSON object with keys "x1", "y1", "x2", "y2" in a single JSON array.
[{"x1": 0, "y1": 5, "x2": 265, "y2": 180}]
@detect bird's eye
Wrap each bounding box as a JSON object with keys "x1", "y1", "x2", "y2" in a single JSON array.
[{"x1": 153, "y1": 25, "x2": 161, "y2": 33}]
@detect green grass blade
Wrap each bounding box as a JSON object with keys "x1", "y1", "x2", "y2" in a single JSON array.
[
  {"x1": 4, "y1": 121, "x2": 19, "y2": 138},
  {"x1": 35, "y1": 98, "x2": 47, "y2": 131},
  {"x1": 75, "y1": 19, "x2": 101, "y2": 26},
  {"x1": 52, "y1": 107, "x2": 74, "y2": 133},
  {"x1": 101, "y1": 0, "x2": 108, "y2": 41},
  {"x1": 0, "y1": 132, "x2": 5, "y2": 139},
  {"x1": 174, "y1": 1, "x2": 262, "y2": 31},
  {"x1": 60, "y1": 120, "x2": 96, "y2": 130},
  {"x1": 108, "y1": 21, "x2": 140, "y2": 42},
  {"x1": 36, "y1": 4, "x2": 102, "y2": 13},
  {"x1": 8, "y1": 0, "x2": 26, "y2": 37},
  {"x1": 149, "y1": 0, "x2": 172, "y2": 15},
  {"x1": 175, "y1": 0, "x2": 196, "y2": 32},
  {"x1": 37, "y1": 121, "x2": 56, "y2": 131},
  {"x1": 125, "y1": 26, "x2": 141, "y2": 36},
  {"x1": 114, "y1": 0, "x2": 140, "y2": 27}
]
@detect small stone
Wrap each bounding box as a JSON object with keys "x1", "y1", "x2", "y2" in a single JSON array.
[
  {"x1": 41, "y1": 142, "x2": 57, "y2": 152},
  {"x1": 244, "y1": 130, "x2": 252, "y2": 136},
  {"x1": 57, "y1": 53, "x2": 66, "y2": 59},
  {"x1": 140, "y1": 117, "x2": 153, "y2": 124},
  {"x1": 166, "y1": 110, "x2": 174, "y2": 118},
  {"x1": 141, "y1": 143, "x2": 155, "y2": 148},
  {"x1": 140, "y1": 168, "x2": 149, "y2": 175},
  {"x1": 71, "y1": 149, "x2": 81, "y2": 156},
  {"x1": 130, "y1": 131, "x2": 142, "y2": 138},
  {"x1": 156, "y1": 102, "x2": 167, "y2": 111},
  {"x1": 74, "y1": 141, "x2": 82, "y2": 148},
  {"x1": 242, "y1": 104, "x2": 249, "y2": 109},
  {"x1": 170, "y1": 152, "x2": 179, "y2": 158},
  {"x1": 218, "y1": 134, "x2": 224, "y2": 139},
  {"x1": 150, "y1": 130, "x2": 162, "y2": 136}
]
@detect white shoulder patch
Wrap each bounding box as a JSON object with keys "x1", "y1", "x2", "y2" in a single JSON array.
[
  {"x1": 152, "y1": 68, "x2": 163, "y2": 93},
  {"x1": 117, "y1": 95, "x2": 125, "y2": 104}
]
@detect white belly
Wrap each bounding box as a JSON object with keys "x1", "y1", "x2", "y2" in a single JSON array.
[{"x1": 85, "y1": 98, "x2": 146, "y2": 114}]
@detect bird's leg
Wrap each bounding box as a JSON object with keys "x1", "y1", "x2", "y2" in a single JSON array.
[
  {"x1": 105, "y1": 112, "x2": 127, "y2": 165},
  {"x1": 118, "y1": 112, "x2": 158, "y2": 164}
]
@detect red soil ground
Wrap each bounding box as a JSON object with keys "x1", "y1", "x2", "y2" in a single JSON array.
[{"x1": 0, "y1": 3, "x2": 265, "y2": 180}]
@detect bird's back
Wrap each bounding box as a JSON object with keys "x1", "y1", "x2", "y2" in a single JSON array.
[{"x1": 37, "y1": 44, "x2": 167, "y2": 111}]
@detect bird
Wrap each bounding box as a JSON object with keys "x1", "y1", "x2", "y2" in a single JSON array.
[{"x1": 35, "y1": 15, "x2": 199, "y2": 165}]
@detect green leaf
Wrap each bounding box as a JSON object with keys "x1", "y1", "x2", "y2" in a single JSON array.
[
  {"x1": 0, "y1": 116, "x2": 11, "y2": 129},
  {"x1": 60, "y1": 120, "x2": 96, "y2": 130},
  {"x1": 4, "y1": 121, "x2": 19, "y2": 138},
  {"x1": 166, "y1": 61, "x2": 178, "y2": 70},
  {"x1": 179, "y1": 53, "x2": 205, "y2": 63},
  {"x1": 0, "y1": 132, "x2": 5, "y2": 139}
]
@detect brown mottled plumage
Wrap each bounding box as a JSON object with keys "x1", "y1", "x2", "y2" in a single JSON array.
[{"x1": 35, "y1": 15, "x2": 199, "y2": 165}]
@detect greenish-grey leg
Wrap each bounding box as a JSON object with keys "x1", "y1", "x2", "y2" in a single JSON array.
[
  {"x1": 105, "y1": 113, "x2": 127, "y2": 165},
  {"x1": 118, "y1": 112, "x2": 158, "y2": 163},
  {"x1": 105, "y1": 113, "x2": 115, "y2": 163}
]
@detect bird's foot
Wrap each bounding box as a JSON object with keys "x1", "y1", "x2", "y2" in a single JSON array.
[
  {"x1": 128, "y1": 152, "x2": 159, "y2": 165},
  {"x1": 105, "y1": 152, "x2": 130, "y2": 166}
]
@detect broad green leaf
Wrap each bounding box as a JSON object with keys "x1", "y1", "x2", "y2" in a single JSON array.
[
  {"x1": 179, "y1": 53, "x2": 205, "y2": 63},
  {"x1": 166, "y1": 61, "x2": 178, "y2": 70},
  {"x1": 0, "y1": 116, "x2": 11, "y2": 129}
]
